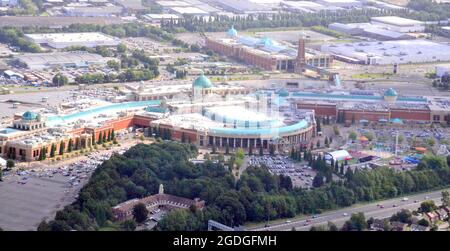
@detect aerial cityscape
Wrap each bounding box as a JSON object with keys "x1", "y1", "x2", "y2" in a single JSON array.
[{"x1": 0, "y1": 0, "x2": 449, "y2": 234}]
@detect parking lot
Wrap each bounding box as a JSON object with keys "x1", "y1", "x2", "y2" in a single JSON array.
[
  {"x1": 248, "y1": 155, "x2": 317, "y2": 189},
  {"x1": 0, "y1": 146, "x2": 130, "y2": 230}
]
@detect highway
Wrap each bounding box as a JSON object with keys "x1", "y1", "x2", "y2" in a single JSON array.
[{"x1": 249, "y1": 189, "x2": 447, "y2": 231}]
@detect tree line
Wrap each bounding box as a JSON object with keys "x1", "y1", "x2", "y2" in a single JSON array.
[{"x1": 37, "y1": 140, "x2": 450, "y2": 231}]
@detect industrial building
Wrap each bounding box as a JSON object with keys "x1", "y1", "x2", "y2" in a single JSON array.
[
  {"x1": 321, "y1": 40, "x2": 450, "y2": 65},
  {"x1": 315, "y1": 0, "x2": 362, "y2": 8},
  {"x1": 205, "y1": 26, "x2": 333, "y2": 71},
  {"x1": 24, "y1": 32, "x2": 120, "y2": 49},
  {"x1": 13, "y1": 52, "x2": 109, "y2": 70},
  {"x1": 0, "y1": 0, "x2": 18, "y2": 7},
  {"x1": 436, "y1": 65, "x2": 450, "y2": 77},
  {"x1": 370, "y1": 16, "x2": 425, "y2": 33},
  {"x1": 142, "y1": 14, "x2": 183, "y2": 25},
  {"x1": 280, "y1": 1, "x2": 334, "y2": 13},
  {"x1": 206, "y1": 0, "x2": 275, "y2": 14},
  {"x1": 62, "y1": 5, "x2": 123, "y2": 17},
  {"x1": 328, "y1": 23, "x2": 414, "y2": 40},
  {"x1": 156, "y1": 0, "x2": 222, "y2": 15}
]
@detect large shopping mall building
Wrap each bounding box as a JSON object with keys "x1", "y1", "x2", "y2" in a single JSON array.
[{"x1": 0, "y1": 74, "x2": 316, "y2": 162}]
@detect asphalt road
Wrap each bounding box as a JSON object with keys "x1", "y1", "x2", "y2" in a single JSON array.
[{"x1": 250, "y1": 189, "x2": 447, "y2": 231}]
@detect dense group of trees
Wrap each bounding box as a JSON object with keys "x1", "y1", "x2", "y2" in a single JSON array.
[
  {"x1": 74, "y1": 46, "x2": 160, "y2": 84},
  {"x1": 407, "y1": 0, "x2": 450, "y2": 21},
  {"x1": 37, "y1": 140, "x2": 450, "y2": 231},
  {"x1": 0, "y1": 28, "x2": 42, "y2": 53}
]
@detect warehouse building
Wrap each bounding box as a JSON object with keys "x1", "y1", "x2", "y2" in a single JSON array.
[
  {"x1": 280, "y1": 1, "x2": 336, "y2": 13},
  {"x1": 316, "y1": 0, "x2": 362, "y2": 8},
  {"x1": 370, "y1": 16, "x2": 425, "y2": 33},
  {"x1": 0, "y1": 0, "x2": 18, "y2": 7},
  {"x1": 24, "y1": 32, "x2": 120, "y2": 49},
  {"x1": 321, "y1": 40, "x2": 450, "y2": 65},
  {"x1": 143, "y1": 14, "x2": 182, "y2": 25},
  {"x1": 328, "y1": 22, "x2": 414, "y2": 40},
  {"x1": 206, "y1": 0, "x2": 274, "y2": 14},
  {"x1": 62, "y1": 6, "x2": 123, "y2": 17},
  {"x1": 14, "y1": 52, "x2": 109, "y2": 70}
]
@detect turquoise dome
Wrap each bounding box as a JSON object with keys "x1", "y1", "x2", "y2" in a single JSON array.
[
  {"x1": 193, "y1": 73, "x2": 213, "y2": 89},
  {"x1": 227, "y1": 25, "x2": 238, "y2": 38},
  {"x1": 276, "y1": 89, "x2": 289, "y2": 97},
  {"x1": 260, "y1": 37, "x2": 273, "y2": 47},
  {"x1": 384, "y1": 88, "x2": 398, "y2": 97},
  {"x1": 22, "y1": 111, "x2": 38, "y2": 120}
]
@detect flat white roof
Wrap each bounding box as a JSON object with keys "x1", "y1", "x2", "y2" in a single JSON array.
[
  {"x1": 170, "y1": 6, "x2": 208, "y2": 14},
  {"x1": 25, "y1": 32, "x2": 118, "y2": 44},
  {"x1": 321, "y1": 39, "x2": 450, "y2": 64},
  {"x1": 371, "y1": 16, "x2": 424, "y2": 26},
  {"x1": 156, "y1": 0, "x2": 191, "y2": 6},
  {"x1": 144, "y1": 14, "x2": 181, "y2": 19},
  {"x1": 318, "y1": 0, "x2": 359, "y2": 2}
]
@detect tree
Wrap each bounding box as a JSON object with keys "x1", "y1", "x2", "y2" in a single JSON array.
[
  {"x1": 52, "y1": 73, "x2": 68, "y2": 86},
  {"x1": 68, "y1": 139, "x2": 73, "y2": 153},
  {"x1": 339, "y1": 162, "x2": 344, "y2": 175},
  {"x1": 111, "y1": 129, "x2": 115, "y2": 141},
  {"x1": 390, "y1": 209, "x2": 413, "y2": 224},
  {"x1": 417, "y1": 218, "x2": 429, "y2": 227},
  {"x1": 342, "y1": 212, "x2": 367, "y2": 231},
  {"x1": 91, "y1": 133, "x2": 96, "y2": 146},
  {"x1": 351, "y1": 114, "x2": 356, "y2": 125},
  {"x1": 427, "y1": 138, "x2": 435, "y2": 147},
  {"x1": 98, "y1": 132, "x2": 103, "y2": 144},
  {"x1": 324, "y1": 137, "x2": 329, "y2": 147},
  {"x1": 348, "y1": 131, "x2": 357, "y2": 141},
  {"x1": 50, "y1": 143, "x2": 56, "y2": 158},
  {"x1": 312, "y1": 173, "x2": 324, "y2": 187},
  {"x1": 259, "y1": 146, "x2": 263, "y2": 156},
  {"x1": 121, "y1": 219, "x2": 137, "y2": 231},
  {"x1": 441, "y1": 190, "x2": 450, "y2": 207},
  {"x1": 107, "y1": 60, "x2": 120, "y2": 71},
  {"x1": 420, "y1": 200, "x2": 437, "y2": 213},
  {"x1": 316, "y1": 140, "x2": 321, "y2": 149},
  {"x1": 333, "y1": 125, "x2": 340, "y2": 136},
  {"x1": 248, "y1": 145, "x2": 253, "y2": 155},
  {"x1": 59, "y1": 141, "x2": 65, "y2": 155},
  {"x1": 269, "y1": 144, "x2": 275, "y2": 156},
  {"x1": 6, "y1": 159, "x2": 14, "y2": 170},
  {"x1": 132, "y1": 203, "x2": 149, "y2": 223},
  {"x1": 315, "y1": 117, "x2": 321, "y2": 132},
  {"x1": 328, "y1": 221, "x2": 338, "y2": 231},
  {"x1": 117, "y1": 43, "x2": 127, "y2": 53},
  {"x1": 226, "y1": 143, "x2": 230, "y2": 155},
  {"x1": 212, "y1": 144, "x2": 217, "y2": 154}
]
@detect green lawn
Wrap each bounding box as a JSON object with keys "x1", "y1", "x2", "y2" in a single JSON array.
[{"x1": 351, "y1": 73, "x2": 394, "y2": 79}]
